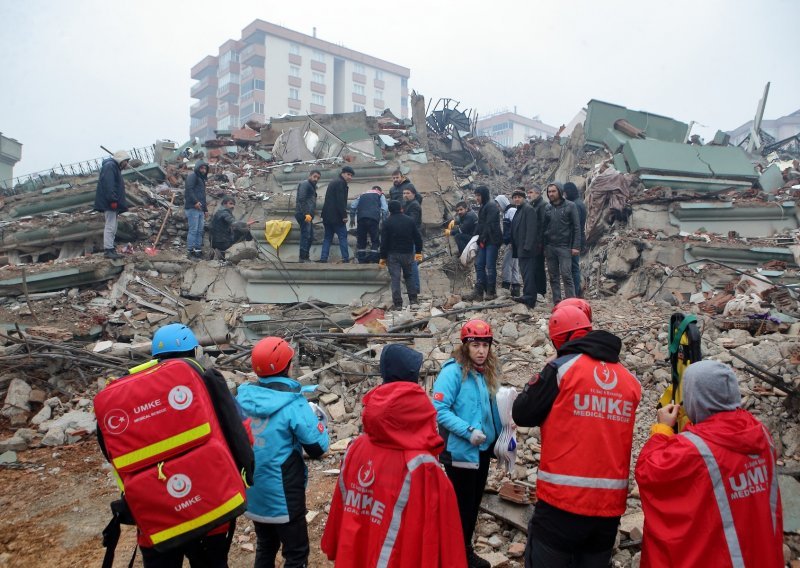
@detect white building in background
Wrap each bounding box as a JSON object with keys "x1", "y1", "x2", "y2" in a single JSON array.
[
  {"x1": 190, "y1": 19, "x2": 411, "y2": 142},
  {"x1": 476, "y1": 111, "x2": 558, "y2": 147}
]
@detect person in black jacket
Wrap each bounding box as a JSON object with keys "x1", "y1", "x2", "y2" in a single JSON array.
[
  {"x1": 185, "y1": 161, "x2": 209, "y2": 260},
  {"x1": 349, "y1": 185, "x2": 387, "y2": 263},
  {"x1": 510, "y1": 188, "x2": 543, "y2": 308},
  {"x1": 94, "y1": 150, "x2": 130, "y2": 259},
  {"x1": 464, "y1": 186, "x2": 502, "y2": 302},
  {"x1": 528, "y1": 185, "x2": 548, "y2": 298},
  {"x1": 447, "y1": 201, "x2": 478, "y2": 254},
  {"x1": 402, "y1": 186, "x2": 423, "y2": 294},
  {"x1": 319, "y1": 166, "x2": 354, "y2": 263},
  {"x1": 294, "y1": 170, "x2": 321, "y2": 262},
  {"x1": 389, "y1": 169, "x2": 416, "y2": 203},
  {"x1": 564, "y1": 182, "x2": 587, "y2": 298},
  {"x1": 380, "y1": 200, "x2": 423, "y2": 309},
  {"x1": 211, "y1": 196, "x2": 254, "y2": 261},
  {"x1": 542, "y1": 182, "x2": 580, "y2": 303}
]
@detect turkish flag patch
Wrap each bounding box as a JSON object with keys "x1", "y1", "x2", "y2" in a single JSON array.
[{"x1": 433, "y1": 392, "x2": 444, "y2": 401}]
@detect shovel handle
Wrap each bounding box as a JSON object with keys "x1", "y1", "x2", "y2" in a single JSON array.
[{"x1": 152, "y1": 192, "x2": 177, "y2": 249}]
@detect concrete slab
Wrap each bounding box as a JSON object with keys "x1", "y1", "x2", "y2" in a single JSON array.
[
  {"x1": 779, "y1": 474, "x2": 800, "y2": 533},
  {"x1": 584, "y1": 100, "x2": 689, "y2": 150},
  {"x1": 479, "y1": 493, "x2": 533, "y2": 533}
]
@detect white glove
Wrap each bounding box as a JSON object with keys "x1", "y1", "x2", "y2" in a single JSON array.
[
  {"x1": 469, "y1": 429, "x2": 487, "y2": 446},
  {"x1": 308, "y1": 402, "x2": 328, "y2": 429}
]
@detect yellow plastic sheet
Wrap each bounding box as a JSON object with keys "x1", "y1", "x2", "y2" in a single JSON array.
[{"x1": 264, "y1": 220, "x2": 292, "y2": 251}]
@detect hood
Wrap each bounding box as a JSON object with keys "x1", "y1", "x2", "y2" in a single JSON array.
[
  {"x1": 112, "y1": 150, "x2": 130, "y2": 164},
  {"x1": 236, "y1": 376, "x2": 300, "y2": 418},
  {"x1": 380, "y1": 344, "x2": 423, "y2": 384},
  {"x1": 563, "y1": 182, "x2": 579, "y2": 201},
  {"x1": 362, "y1": 382, "x2": 444, "y2": 453},
  {"x1": 687, "y1": 409, "x2": 769, "y2": 455},
  {"x1": 494, "y1": 194, "x2": 510, "y2": 210},
  {"x1": 558, "y1": 330, "x2": 621, "y2": 362},
  {"x1": 475, "y1": 186, "x2": 491, "y2": 207},
  {"x1": 683, "y1": 360, "x2": 741, "y2": 424},
  {"x1": 548, "y1": 181, "x2": 564, "y2": 201},
  {"x1": 194, "y1": 160, "x2": 208, "y2": 179}
]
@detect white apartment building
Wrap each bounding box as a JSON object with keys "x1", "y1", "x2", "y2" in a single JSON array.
[
  {"x1": 476, "y1": 111, "x2": 558, "y2": 147},
  {"x1": 190, "y1": 20, "x2": 411, "y2": 142}
]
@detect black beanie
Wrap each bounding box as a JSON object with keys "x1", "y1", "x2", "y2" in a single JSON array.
[
  {"x1": 380, "y1": 344, "x2": 423, "y2": 384},
  {"x1": 388, "y1": 200, "x2": 402, "y2": 214}
]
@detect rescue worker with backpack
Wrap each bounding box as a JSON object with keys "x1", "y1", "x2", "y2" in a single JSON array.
[
  {"x1": 512, "y1": 303, "x2": 641, "y2": 567},
  {"x1": 95, "y1": 323, "x2": 255, "y2": 568},
  {"x1": 236, "y1": 337, "x2": 329, "y2": 568}
]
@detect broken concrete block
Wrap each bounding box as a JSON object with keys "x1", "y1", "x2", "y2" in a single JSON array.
[
  {"x1": 30, "y1": 405, "x2": 52, "y2": 426},
  {"x1": 28, "y1": 389, "x2": 47, "y2": 405},
  {"x1": 507, "y1": 542, "x2": 525, "y2": 558},
  {"x1": 329, "y1": 438, "x2": 351, "y2": 452},
  {"x1": 92, "y1": 340, "x2": 114, "y2": 353},
  {"x1": 0, "y1": 451, "x2": 17, "y2": 465},
  {"x1": 605, "y1": 242, "x2": 640, "y2": 278},
  {"x1": 1, "y1": 379, "x2": 32, "y2": 418},
  {"x1": 427, "y1": 316, "x2": 453, "y2": 335},
  {"x1": 319, "y1": 393, "x2": 339, "y2": 405},
  {"x1": 0, "y1": 436, "x2": 27, "y2": 452},
  {"x1": 326, "y1": 399, "x2": 347, "y2": 421},
  {"x1": 619, "y1": 510, "x2": 645, "y2": 536},
  {"x1": 42, "y1": 426, "x2": 66, "y2": 447},
  {"x1": 780, "y1": 474, "x2": 800, "y2": 533},
  {"x1": 476, "y1": 552, "x2": 510, "y2": 567},
  {"x1": 38, "y1": 410, "x2": 97, "y2": 436}
]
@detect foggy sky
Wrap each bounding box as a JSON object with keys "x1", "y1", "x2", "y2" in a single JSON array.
[{"x1": 1, "y1": 0, "x2": 797, "y2": 178}]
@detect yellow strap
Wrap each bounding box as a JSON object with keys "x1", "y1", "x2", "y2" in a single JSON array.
[
  {"x1": 128, "y1": 359, "x2": 160, "y2": 375},
  {"x1": 112, "y1": 423, "x2": 211, "y2": 470},
  {"x1": 149, "y1": 493, "x2": 245, "y2": 545}
]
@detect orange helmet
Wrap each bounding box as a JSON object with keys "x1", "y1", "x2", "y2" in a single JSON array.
[
  {"x1": 252, "y1": 337, "x2": 295, "y2": 377},
  {"x1": 555, "y1": 298, "x2": 592, "y2": 322},
  {"x1": 549, "y1": 305, "x2": 592, "y2": 349},
  {"x1": 461, "y1": 319, "x2": 493, "y2": 344}
]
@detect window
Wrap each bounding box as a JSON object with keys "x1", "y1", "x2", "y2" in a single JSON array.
[
  {"x1": 241, "y1": 79, "x2": 265, "y2": 94},
  {"x1": 375, "y1": 89, "x2": 383, "y2": 101},
  {"x1": 375, "y1": 69, "x2": 383, "y2": 80},
  {"x1": 312, "y1": 72, "x2": 325, "y2": 84},
  {"x1": 241, "y1": 102, "x2": 265, "y2": 119},
  {"x1": 353, "y1": 104, "x2": 365, "y2": 112},
  {"x1": 289, "y1": 65, "x2": 301, "y2": 77},
  {"x1": 401, "y1": 77, "x2": 408, "y2": 87},
  {"x1": 218, "y1": 72, "x2": 239, "y2": 88},
  {"x1": 312, "y1": 94, "x2": 324, "y2": 106},
  {"x1": 353, "y1": 62, "x2": 365, "y2": 74},
  {"x1": 217, "y1": 116, "x2": 234, "y2": 130},
  {"x1": 289, "y1": 43, "x2": 300, "y2": 55},
  {"x1": 289, "y1": 88, "x2": 300, "y2": 100},
  {"x1": 353, "y1": 84, "x2": 365, "y2": 95},
  {"x1": 401, "y1": 96, "x2": 408, "y2": 108},
  {"x1": 220, "y1": 51, "x2": 239, "y2": 67},
  {"x1": 312, "y1": 50, "x2": 325, "y2": 62}
]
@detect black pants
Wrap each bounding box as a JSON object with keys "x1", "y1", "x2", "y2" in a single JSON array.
[
  {"x1": 517, "y1": 256, "x2": 539, "y2": 306},
  {"x1": 534, "y1": 254, "x2": 547, "y2": 295},
  {"x1": 525, "y1": 537, "x2": 612, "y2": 568},
  {"x1": 356, "y1": 218, "x2": 380, "y2": 263},
  {"x1": 140, "y1": 525, "x2": 233, "y2": 568},
  {"x1": 444, "y1": 449, "x2": 491, "y2": 552},
  {"x1": 253, "y1": 516, "x2": 309, "y2": 568},
  {"x1": 388, "y1": 252, "x2": 418, "y2": 306},
  {"x1": 454, "y1": 233, "x2": 471, "y2": 254}
]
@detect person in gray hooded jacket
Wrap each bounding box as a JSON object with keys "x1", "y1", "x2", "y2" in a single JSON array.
[
  {"x1": 185, "y1": 161, "x2": 209, "y2": 259},
  {"x1": 542, "y1": 182, "x2": 580, "y2": 303}
]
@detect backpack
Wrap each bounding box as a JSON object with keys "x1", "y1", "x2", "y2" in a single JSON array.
[
  {"x1": 657, "y1": 313, "x2": 702, "y2": 432},
  {"x1": 95, "y1": 358, "x2": 247, "y2": 552}
]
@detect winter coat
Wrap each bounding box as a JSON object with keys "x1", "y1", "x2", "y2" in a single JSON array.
[
  {"x1": 350, "y1": 189, "x2": 387, "y2": 223},
  {"x1": 389, "y1": 178, "x2": 417, "y2": 203},
  {"x1": 294, "y1": 178, "x2": 318, "y2": 217},
  {"x1": 210, "y1": 207, "x2": 249, "y2": 251},
  {"x1": 380, "y1": 212, "x2": 422, "y2": 258},
  {"x1": 184, "y1": 161, "x2": 208, "y2": 212},
  {"x1": 543, "y1": 196, "x2": 580, "y2": 249},
  {"x1": 510, "y1": 200, "x2": 541, "y2": 259},
  {"x1": 452, "y1": 210, "x2": 478, "y2": 238},
  {"x1": 321, "y1": 175, "x2": 349, "y2": 226},
  {"x1": 432, "y1": 358, "x2": 501, "y2": 468},
  {"x1": 402, "y1": 197, "x2": 422, "y2": 229},
  {"x1": 236, "y1": 376, "x2": 329, "y2": 523},
  {"x1": 94, "y1": 157, "x2": 128, "y2": 212},
  {"x1": 474, "y1": 187, "x2": 503, "y2": 247},
  {"x1": 635, "y1": 409, "x2": 783, "y2": 568},
  {"x1": 321, "y1": 382, "x2": 466, "y2": 568},
  {"x1": 494, "y1": 195, "x2": 516, "y2": 245}
]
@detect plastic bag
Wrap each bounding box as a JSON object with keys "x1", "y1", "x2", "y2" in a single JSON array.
[{"x1": 493, "y1": 386, "x2": 518, "y2": 474}]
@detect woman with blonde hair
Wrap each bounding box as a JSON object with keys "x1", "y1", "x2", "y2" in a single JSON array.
[{"x1": 432, "y1": 319, "x2": 502, "y2": 568}]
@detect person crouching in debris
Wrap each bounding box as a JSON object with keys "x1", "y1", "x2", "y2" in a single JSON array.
[
  {"x1": 464, "y1": 186, "x2": 503, "y2": 302},
  {"x1": 349, "y1": 185, "x2": 387, "y2": 263},
  {"x1": 446, "y1": 201, "x2": 478, "y2": 255},
  {"x1": 432, "y1": 319, "x2": 501, "y2": 568},
  {"x1": 635, "y1": 360, "x2": 784, "y2": 568},
  {"x1": 236, "y1": 337, "x2": 329, "y2": 568},
  {"x1": 322, "y1": 344, "x2": 466, "y2": 567},
  {"x1": 210, "y1": 196, "x2": 254, "y2": 261},
  {"x1": 185, "y1": 160, "x2": 209, "y2": 260},
  {"x1": 94, "y1": 150, "x2": 130, "y2": 259},
  {"x1": 380, "y1": 200, "x2": 423, "y2": 310},
  {"x1": 511, "y1": 304, "x2": 641, "y2": 567}
]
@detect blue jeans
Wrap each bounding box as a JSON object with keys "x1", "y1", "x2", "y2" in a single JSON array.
[
  {"x1": 475, "y1": 244, "x2": 499, "y2": 290},
  {"x1": 320, "y1": 222, "x2": 349, "y2": 262},
  {"x1": 295, "y1": 213, "x2": 314, "y2": 259},
  {"x1": 572, "y1": 254, "x2": 582, "y2": 297},
  {"x1": 186, "y1": 208, "x2": 205, "y2": 251}
]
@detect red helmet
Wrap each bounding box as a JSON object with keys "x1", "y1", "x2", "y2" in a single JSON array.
[
  {"x1": 555, "y1": 298, "x2": 593, "y2": 322},
  {"x1": 549, "y1": 305, "x2": 592, "y2": 349},
  {"x1": 461, "y1": 319, "x2": 493, "y2": 344},
  {"x1": 252, "y1": 337, "x2": 295, "y2": 377}
]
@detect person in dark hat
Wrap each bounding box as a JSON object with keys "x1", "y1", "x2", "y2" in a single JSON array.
[
  {"x1": 379, "y1": 344, "x2": 424, "y2": 384},
  {"x1": 319, "y1": 166, "x2": 354, "y2": 263}
]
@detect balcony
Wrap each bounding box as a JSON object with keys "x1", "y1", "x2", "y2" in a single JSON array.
[
  {"x1": 374, "y1": 99, "x2": 384, "y2": 109},
  {"x1": 309, "y1": 104, "x2": 326, "y2": 114},
  {"x1": 218, "y1": 60, "x2": 240, "y2": 75},
  {"x1": 289, "y1": 53, "x2": 302, "y2": 65},
  {"x1": 311, "y1": 60, "x2": 326, "y2": 72},
  {"x1": 352, "y1": 72, "x2": 366, "y2": 84},
  {"x1": 190, "y1": 97, "x2": 217, "y2": 117},
  {"x1": 217, "y1": 103, "x2": 239, "y2": 120},
  {"x1": 240, "y1": 43, "x2": 266, "y2": 67},
  {"x1": 288, "y1": 76, "x2": 302, "y2": 88},
  {"x1": 191, "y1": 55, "x2": 218, "y2": 80},
  {"x1": 190, "y1": 75, "x2": 218, "y2": 99},
  {"x1": 217, "y1": 82, "x2": 240, "y2": 102},
  {"x1": 288, "y1": 98, "x2": 302, "y2": 110},
  {"x1": 352, "y1": 93, "x2": 366, "y2": 104},
  {"x1": 190, "y1": 116, "x2": 217, "y2": 135},
  {"x1": 310, "y1": 82, "x2": 326, "y2": 94},
  {"x1": 373, "y1": 78, "x2": 385, "y2": 89}
]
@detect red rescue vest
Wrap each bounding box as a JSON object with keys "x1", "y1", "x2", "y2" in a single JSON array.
[
  {"x1": 537, "y1": 354, "x2": 641, "y2": 517},
  {"x1": 94, "y1": 358, "x2": 246, "y2": 550}
]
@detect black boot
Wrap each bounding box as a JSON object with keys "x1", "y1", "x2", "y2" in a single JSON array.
[
  {"x1": 408, "y1": 295, "x2": 418, "y2": 305},
  {"x1": 510, "y1": 284, "x2": 521, "y2": 297},
  {"x1": 463, "y1": 283, "x2": 484, "y2": 302},
  {"x1": 484, "y1": 285, "x2": 497, "y2": 301},
  {"x1": 501, "y1": 281, "x2": 511, "y2": 290},
  {"x1": 104, "y1": 249, "x2": 122, "y2": 259}
]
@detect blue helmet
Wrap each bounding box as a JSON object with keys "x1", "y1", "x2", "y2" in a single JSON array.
[{"x1": 151, "y1": 323, "x2": 199, "y2": 357}]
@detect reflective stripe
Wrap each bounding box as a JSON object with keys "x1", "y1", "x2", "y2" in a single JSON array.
[
  {"x1": 376, "y1": 454, "x2": 438, "y2": 568},
  {"x1": 150, "y1": 492, "x2": 244, "y2": 545},
  {"x1": 683, "y1": 432, "x2": 745, "y2": 568},
  {"x1": 537, "y1": 469, "x2": 628, "y2": 490},
  {"x1": 450, "y1": 460, "x2": 479, "y2": 470},
  {"x1": 555, "y1": 354, "x2": 582, "y2": 387},
  {"x1": 112, "y1": 423, "x2": 212, "y2": 470},
  {"x1": 244, "y1": 511, "x2": 290, "y2": 524},
  {"x1": 761, "y1": 425, "x2": 779, "y2": 534}
]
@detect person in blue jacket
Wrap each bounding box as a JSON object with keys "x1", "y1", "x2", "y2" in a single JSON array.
[
  {"x1": 236, "y1": 337, "x2": 329, "y2": 568},
  {"x1": 432, "y1": 319, "x2": 502, "y2": 568}
]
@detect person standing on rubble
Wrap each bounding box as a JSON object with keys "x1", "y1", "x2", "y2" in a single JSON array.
[
  {"x1": 464, "y1": 186, "x2": 502, "y2": 302},
  {"x1": 210, "y1": 196, "x2": 254, "y2": 261},
  {"x1": 319, "y1": 166, "x2": 354, "y2": 263},
  {"x1": 94, "y1": 150, "x2": 130, "y2": 259},
  {"x1": 527, "y1": 185, "x2": 548, "y2": 298},
  {"x1": 494, "y1": 194, "x2": 522, "y2": 297},
  {"x1": 402, "y1": 186, "x2": 424, "y2": 292},
  {"x1": 635, "y1": 360, "x2": 784, "y2": 568},
  {"x1": 512, "y1": 304, "x2": 641, "y2": 567},
  {"x1": 510, "y1": 188, "x2": 543, "y2": 308},
  {"x1": 349, "y1": 185, "x2": 387, "y2": 263},
  {"x1": 389, "y1": 169, "x2": 416, "y2": 202},
  {"x1": 432, "y1": 319, "x2": 501, "y2": 568},
  {"x1": 380, "y1": 200, "x2": 423, "y2": 309},
  {"x1": 321, "y1": 344, "x2": 467, "y2": 567},
  {"x1": 184, "y1": 160, "x2": 209, "y2": 260},
  {"x1": 446, "y1": 201, "x2": 478, "y2": 254},
  {"x1": 542, "y1": 182, "x2": 580, "y2": 303},
  {"x1": 294, "y1": 170, "x2": 321, "y2": 262},
  {"x1": 237, "y1": 337, "x2": 329, "y2": 568},
  {"x1": 563, "y1": 182, "x2": 586, "y2": 297}
]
